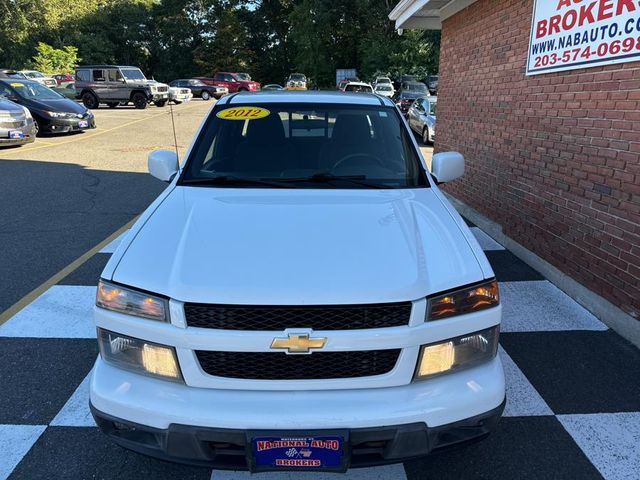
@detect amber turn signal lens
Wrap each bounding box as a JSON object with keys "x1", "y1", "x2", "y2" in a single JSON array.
[{"x1": 428, "y1": 280, "x2": 499, "y2": 321}]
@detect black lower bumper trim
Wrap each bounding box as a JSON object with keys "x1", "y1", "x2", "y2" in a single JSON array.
[{"x1": 91, "y1": 398, "x2": 505, "y2": 470}]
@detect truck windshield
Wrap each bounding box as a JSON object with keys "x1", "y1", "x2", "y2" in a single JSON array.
[
  {"x1": 121, "y1": 68, "x2": 146, "y2": 80},
  {"x1": 181, "y1": 104, "x2": 428, "y2": 189}
]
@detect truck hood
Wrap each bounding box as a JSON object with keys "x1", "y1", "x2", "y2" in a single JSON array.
[{"x1": 111, "y1": 187, "x2": 486, "y2": 304}]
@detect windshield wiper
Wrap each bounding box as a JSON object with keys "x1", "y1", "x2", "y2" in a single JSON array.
[
  {"x1": 279, "y1": 173, "x2": 393, "y2": 189},
  {"x1": 181, "y1": 175, "x2": 296, "y2": 188}
]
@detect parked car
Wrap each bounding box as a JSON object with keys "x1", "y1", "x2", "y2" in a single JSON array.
[
  {"x1": 426, "y1": 75, "x2": 439, "y2": 95},
  {"x1": 0, "y1": 98, "x2": 36, "y2": 147},
  {"x1": 262, "y1": 84, "x2": 284, "y2": 91},
  {"x1": 169, "y1": 79, "x2": 227, "y2": 101},
  {"x1": 18, "y1": 70, "x2": 57, "y2": 87},
  {"x1": 53, "y1": 73, "x2": 75, "y2": 85},
  {"x1": 393, "y1": 90, "x2": 423, "y2": 115},
  {"x1": 168, "y1": 85, "x2": 193, "y2": 104},
  {"x1": 52, "y1": 82, "x2": 77, "y2": 100},
  {"x1": 196, "y1": 72, "x2": 260, "y2": 93},
  {"x1": 337, "y1": 77, "x2": 359, "y2": 90},
  {"x1": 90, "y1": 91, "x2": 504, "y2": 471},
  {"x1": 0, "y1": 79, "x2": 95, "y2": 135},
  {"x1": 0, "y1": 69, "x2": 24, "y2": 79},
  {"x1": 408, "y1": 96, "x2": 437, "y2": 144},
  {"x1": 374, "y1": 83, "x2": 394, "y2": 98},
  {"x1": 343, "y1": 81, "x2": 373, "y2": 93},
  {"x1": 285, "y1": 73, "x2": 307, "y2": 90},
  {"x1": 394, "y1": 74, "x2": 418, "y2": 91},
  {"x1": 373, "y1": 76, "x2": 392, "y2": 88},
  {"x1": 75, "y1": 65, "x2": 169, "y2": 109},
  {"x1": 400, "y1": 81, "x2": 430, "y2": 96}
]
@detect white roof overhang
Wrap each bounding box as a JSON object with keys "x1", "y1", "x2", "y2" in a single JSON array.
[{"x1": 389, "y1": 0, "x2": 479, "y2": 30}]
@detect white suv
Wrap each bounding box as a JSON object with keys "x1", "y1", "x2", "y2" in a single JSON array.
[{"x1": 90, "y1": 91, "x2": 505, "y2": 473}]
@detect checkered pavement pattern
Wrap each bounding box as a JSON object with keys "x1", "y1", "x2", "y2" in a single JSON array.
[{"x1": 1, "y1": 219, "x2": 639, "y2": 480}]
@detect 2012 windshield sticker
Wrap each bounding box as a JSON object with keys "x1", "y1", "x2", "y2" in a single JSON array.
[{"x1": 217, "y1": 107, "x2": 270, "y2": 120}]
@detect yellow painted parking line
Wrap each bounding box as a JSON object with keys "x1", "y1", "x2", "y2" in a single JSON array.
[
  {"x1": 0, "y1": 218, "x2": 137, "y2": 327},
  {"x1": 15, "y1": 103, "x2": 202, "y2": 153}
]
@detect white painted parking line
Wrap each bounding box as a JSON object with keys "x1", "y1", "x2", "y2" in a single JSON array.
[
  {"x1": 211, "y1": 464, "x2": 407, "y2": 480},
  {"x1": 558, "y1": 413, "x2": 640, "y2": 480},
  {"x1": 499, "y1": 280, "x2": 607, "y2": 332},
  {"x1": 0, "y1": 286, "x2": 96, "y2": 338},
  {"x1": 499, "y1": 347, "x2": 553, "y2": 417},
  {"x1": 470, "y1": 227, "x2": 505, "y2": 250},
  {"x1": 50, "y1": 372, "x2": 95, "y2": 427},
  {"x1": 99, "y1": 230, "x2": 129, "y2": 253},
  {"x1": 0, "y1": 425, "x2": 46, "y2": 480}
]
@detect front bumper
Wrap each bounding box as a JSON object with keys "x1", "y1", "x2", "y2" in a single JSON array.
[
  {"x1": 90, "y1": 352, "x2": 505, "y2": 468},
  {"x1": 170, "y1": 93, "x2": 193, "y2": 103},
  {"x1": 37, "y1": 115, "x2": 96, "y2": 134},
  {"x1": 91, "y1": 396, "x2": 505, "y2": 470},
  {"x1": 0, "y1": 124, "x2": 36, "y2": 146},
  {"x1": 151, "y1": 92, "x2": 169, "y2": 102}
]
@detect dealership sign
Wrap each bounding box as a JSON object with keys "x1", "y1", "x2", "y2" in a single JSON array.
[{"x1": 527, "y1": 0, "x2": 640, "y2": 75}]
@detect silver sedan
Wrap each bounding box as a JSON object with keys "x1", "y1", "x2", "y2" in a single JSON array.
[
  {"x1": 407, "y1": 96, "x2": 437, "y2": 145},
  {"x1": 0, "y1": 98, "x2": 36, "y2": 147}
]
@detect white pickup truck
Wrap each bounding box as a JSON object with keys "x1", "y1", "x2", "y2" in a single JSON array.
[{"x1": 90, "y1": 91, "x2": 505, "y2": 473}]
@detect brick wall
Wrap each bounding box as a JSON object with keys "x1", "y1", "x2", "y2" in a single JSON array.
[{"x1": 437, "y1": 0, "x2": 640, "y2": 319}]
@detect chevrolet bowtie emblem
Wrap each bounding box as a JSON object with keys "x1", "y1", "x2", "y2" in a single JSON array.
[{"x1": 270, "y1": 333, "x2": 327, "y2": 354}]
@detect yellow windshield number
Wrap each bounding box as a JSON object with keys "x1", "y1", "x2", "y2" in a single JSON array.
[
  {"x1": 10, "y1": 83, "x2": 24, "y2": 87},
  {"x1": 217, "y1": 106, "x2": 270, "y2": 120}
]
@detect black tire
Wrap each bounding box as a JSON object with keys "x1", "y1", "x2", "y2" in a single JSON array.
[
  {"x1": 33, "y1": 119, "x2": 40, "y2": 137},
  {"x1": 201, "y1": 90, "x2": 211, "y2": 101},
  {"x1": 132, "y1": 93, "x2": 148, "y2": 109},
  {"x1": 422, "y1": 127, "x2": 431, "y2": 145},
  {"x1": 173, "y1": 100, "x2": 182, "y2": 105},
  {"x1": 154, "y1": 100, "x2": 167, "y2": 107},
  {"x1": 107, "y1": 102, "x2": 118, "y2": 109},
  {"x1": 238, "y1": 87, "x2": 248, "y2": 92},
  {"x1": 82, "y1": 92, "x2": 99, "y2": 109}
]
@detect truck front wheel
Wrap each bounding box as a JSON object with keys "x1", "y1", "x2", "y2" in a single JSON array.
[
  {"x1": 132, "y1": 93, "x2": 148, "y2": 109},
  {"x1": 154, "y1": 100, "x2": 167, "y2": 107}
]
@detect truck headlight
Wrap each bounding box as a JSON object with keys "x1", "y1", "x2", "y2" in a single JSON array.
[
  {"x1": 414, "y1": 326, "x2": 499, "y2": 380},
  {"x1": 98, "y1": 329, "x2": 183, "y2": 381},
  {"x1": 427, "y1": 280, "x2": 499, "y2": 321},
  {"x1": 96, "y1": 280, "x2": 169, "y2": 322}
]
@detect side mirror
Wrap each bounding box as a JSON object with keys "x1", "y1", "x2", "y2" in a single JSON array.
[
  {"x1": 148, "y1": 150, "x2": 179, "y2": 182},
  {"x1": 431, "y1": 151, "x2": 464, "y2": 183}
]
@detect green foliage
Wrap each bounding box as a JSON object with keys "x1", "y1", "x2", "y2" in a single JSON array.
[
  {"x1": 31, "y1": 42, "x2": 80, "y2": 74},
  {"x1": 0, "y1": 0, "x2": 440, "y2": 85}
]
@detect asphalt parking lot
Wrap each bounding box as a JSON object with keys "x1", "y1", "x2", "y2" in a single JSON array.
[
  {"x1": 0, "y1": 100, "x2": 638, "y2": 480},
  {"x1": 0, "y1": 100, "x2": 211, "y2": 313}
]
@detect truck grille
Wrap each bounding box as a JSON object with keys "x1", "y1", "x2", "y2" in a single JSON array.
[
  {"x1": 184, "y1": 302, "x2": 412, "y2": 331},
  {"x1": 195, "y1": 349, "x2": 401, "y2": 380},
  {"x1": 156, "y1": 86, "x2": 168, "y2": 93}
]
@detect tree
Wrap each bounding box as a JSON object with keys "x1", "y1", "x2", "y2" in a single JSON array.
[{"x1": 31, "y1": 42, "x2": 80, "y2": 74}]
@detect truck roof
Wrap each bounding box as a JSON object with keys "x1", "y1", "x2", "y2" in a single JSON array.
[{"x1": 218, "y1": 90, "x2": 395, "y2": 107}]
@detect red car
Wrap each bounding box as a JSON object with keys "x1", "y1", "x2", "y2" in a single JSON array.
[
  {"x1": 53, "y1": 73, "x2": 75, "y2": 85},
  {"x1": 196, "y1": 72, "x2": 260, "y2": 93}
]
